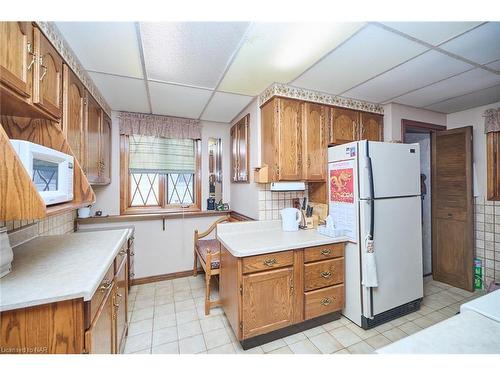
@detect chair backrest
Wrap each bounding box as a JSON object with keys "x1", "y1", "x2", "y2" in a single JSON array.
[{"x1": 196, "y1": 214, "x2": 231, "y2": 240}]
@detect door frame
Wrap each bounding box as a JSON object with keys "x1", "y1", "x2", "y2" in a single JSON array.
[{"x1": 401, "y1": 119, "x2": 447, "y2": 277}]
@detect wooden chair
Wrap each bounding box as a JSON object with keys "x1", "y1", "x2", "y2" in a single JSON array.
[{"x1": 193, "y1": 215, "x2": 230, "y2": 315}]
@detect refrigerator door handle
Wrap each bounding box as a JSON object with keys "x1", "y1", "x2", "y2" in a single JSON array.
[{"x1": 366, "y1": 141, "x2": 375, "y2": 319}]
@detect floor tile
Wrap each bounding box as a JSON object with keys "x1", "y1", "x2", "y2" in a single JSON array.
[
  {"x1": 131, "y1": 306, "x2": 154, "y2": 322},
  {"x1": 177, "y1": 320, "x2": 202, "y2": 340},
  {"x1": 283, "y1": 332, "x2": 307, "y2": 345},
  {"x1": 374, "y1": 321, "x2": 396, "y2": 333},
  {"x1": 333, "y1": 348, "x2": 350, "y2": 354},
  {"x1": 207, "y1": 343, "x2": 236, "y2": 354},
  {"x1": 426, "y1": 310, "x2": 447, "y2": 323},
  {"x1": 175, "y1": 298, "x2": 196, "y2": 312},
  {"x1": 155, "y1": 294, "x2": 174, "y2": 306},
  {"x1": 155, "y1": 286, "x2": 173, "y2": 296},
  {"x1": 309, "y1": 332, "x2": 343, "y2": 354},
  {"x1": 303, "y1": 326, "x2": 326, "y2": 338},
  {"x1": 288, "y1": 339, "x2": 320, "y2": 354},
  {"x1": 347, "y1": 341, "x2": 374, "y2": 354},
  {"x1": 261, "y1": 338, "x2": 287, "y2": 353},
  {"x1": 200, "y1": 315, "x2": 225, "y2": 333},
  {"x1": 233, "y1": 343, "x2": 264, "y2": 354},
  {"x1": 155, "y1": 303, "x2": 175, "y2": 317},
  {"x1": 345, "y1": 323, "x2": 378, "y2": 339},
  {"x1": 154, "y1": 313, "x2": 176, "y2": 329},
  {"x1": 152, "y1": 341, "x2": 179, "y2": 354},
  {"x1": 128, "y1": 319, "x2": 153, "y2": 337},
  {"x1": 382, "y1": 327, "x2": 407, "y2": 342},
  {"x1": 176, "y1": 309, "x2": 199, "y2": 325},
  {"x1": 152, "y1": 326, "x2": 178, "y2": 346},
  {"x1": 174, "y1": 290, "x2": 193, "y2": 302},
  {"x1": 330, "y1": 326, "x2": 362, "y2": 347},
  {"x1": 128, "y1": 348, "x2": 151, "y2": 354},
  {"x1": 124, "y1": 331, "x2": 152, "y2": 354},
  {"x1": 398, "y1": 321, "x2": 422, "y2": 335},
  {"x1": 413, "y1": 316, "x2": 435, "y2": 329},
  {"x1": 178, "y1": 334, "x2": 206, "y2": 354},
  {"x1": 267, "y1": 346, "x2": 293, "y2": 354},
  {"x1": 321, "y1": 320, "x2": 344, "y2": 331},
  {"x1": 364, "y1": 334, "x2": 392, "y2": 349},
  {"x1": 203, "y1": 327, "x2": 231, "y2": 349}
]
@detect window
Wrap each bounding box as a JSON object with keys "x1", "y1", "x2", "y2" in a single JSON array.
[{"x1": 120, "y1": 134, "x2": 201, "y2": 214}]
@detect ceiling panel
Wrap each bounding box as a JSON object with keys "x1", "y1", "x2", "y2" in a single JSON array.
[
  {"x1": 439, "y1": 22, "x2": 500, "y2": 64},
  {"x1": 486, "y1": 59, "x2": 500, "y2": 72},
  {"x1": 343, "y1": 50, "x2": 473, "y2": 103},
  {"x1": 201, "y1": 92, "x2": 253, "y2": 123},
  {"x1": 140, "y1": 22, "x2": 249, "y2": 89},
  {"x1": 149, "y1": 81, "x2": 212, "y2": 118},
  {"x1": 56, "y1": 22, "x2": 143, "y2": 78},
  {"x1": 381, "y1": 22, "x2": 482, "y2": 45},
  {"x1": 292, "y1": 24, "x2": 428, "y2": 95},
  {"x1": 392, "y1": 68, "x2": 500, "y2": 108},
  {"x1": 425, "y1": 84, "x2": 500, "y2": 113},
  {"x1": 89, "y1": 72, "x2": 150, "y2": 113},
  {"x1": 218, "y1": 22, "x2": 365, "y2": 96}
]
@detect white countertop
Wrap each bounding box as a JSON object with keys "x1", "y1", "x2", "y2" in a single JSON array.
[
  {"x1": 0, "y1": 229, "x2": 128, "y2": 312},
  {"x1": 376, "y1": 310, "x2": 500, "y2": 354},
  {"x1": 460, "y1": 290, "x2": 500, "y2": 322},
  {"x1": 216, "y1": 220, "x2": 349, "y2": 257}
]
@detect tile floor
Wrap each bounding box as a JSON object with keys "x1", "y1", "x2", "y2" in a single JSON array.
[{"x1": 124, "y1": 275, "x2": 485, "y2": 354}]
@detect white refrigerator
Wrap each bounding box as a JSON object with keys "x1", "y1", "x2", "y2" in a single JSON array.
[{"x1": 328, "y1": 140, "x2": 423, "y2": 329}]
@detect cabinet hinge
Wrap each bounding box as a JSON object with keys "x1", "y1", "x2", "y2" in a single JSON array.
[
  {"x1": 239, "y1": 322, "x2": 243, "y2": 330},
  {"x1": 239, "y1": 285, "x2": 243, "y2": 295}
]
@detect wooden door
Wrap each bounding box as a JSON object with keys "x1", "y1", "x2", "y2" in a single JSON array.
[
  {"x1": 114, "y1": 258, "x2": 128, "y2": 354},
  {"x1": 237, "y1": 116, "x2": 249, "y2": 182},
  {"x1": 62, "y1": 65, "x2": 85, "y2": 164},
  {"x1": 330, "y1": 107, "x2": 359, "y2": 145},
  {"x1": 33, "y1": 27, "x2": 62, "y2": 119},
  {"x1": 303, "y1": 103, "x2": 327, "y2": 181},
  {"x1": 277, "y1": 98, "x2": 302, "y2": 180},
  {"x1": 242, "y1": 267, "x2": 294, "y2": 339},
  {"x1": 0, "y1": 22, "x2": 33, "y2": 98},
  {"x1": 85, "y1": 285, "x2": 114, "y2": 354},
  {"x1": 100, "y1": 114, "x2": 112, "y2": 184},
  {"x1": 432, "y1": 127, "x2": 474, "y2": 291},
  {"x1": 86, "y1": 93, "x2": 102, "y2": 184},
  {"x1": 360, "y1": 112, "x2": 383, "y2": 141}
]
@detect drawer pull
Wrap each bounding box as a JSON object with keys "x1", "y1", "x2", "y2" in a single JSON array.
[
  {"x1": 99, "y1": 280, "x2": 112, "y2": 292},
  {"x1": 119, "y1": 249, "x2": 127, "y2": 256},
  {"x1": 320, "y1": 271, "x2": 332, "y2": 279},
  {"x1": 263, "y1": 258, "x2": 277, "y2": 267},
  {"x1": 321, "y1": 249, "x2": 332, "y2": 256},
  {"x1": 320, "y1": 297, "x2": 333, "y2": 306}
]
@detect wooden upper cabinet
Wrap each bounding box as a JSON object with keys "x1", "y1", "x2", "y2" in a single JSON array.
[
  {"x1": 86, "y1": 93, "x2": 102, "y2": 184},
  {"x1": 242, "y1": 267, "x2": 294, "y2": 339},
  {"x1": 100, "y1": 114, "x2": 112, "y2": 184},
  {"x1": 63, "y1": 65, "x2": 85, "y2": 165},
  {"x1": 360, "y1": 112, "x2": 383, "y2": 141},
  {"x1": 0, "y1": 22, "x2": 33, "y2": 99},
  {"x1": 303, "y1": 103, "x2": 327, "y2": 181},
  {"x1": 231, "y1": 114, "x2": 249, "y2": 182},
  {"x1": 32, "y1": 27, "x2": 62, "y2": 119},
  {"x1": 487, "y1": 131, "x2": 500, "y2": 200},
  {"x1": 277, "y1": 98, "x2": 302, "y2": 180},
  {"x1": 329, "y1": 107, "x2": 359, "y2": 145}
]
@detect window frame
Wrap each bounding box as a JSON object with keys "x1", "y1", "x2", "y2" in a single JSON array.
[{"x1": 120, "y1": 134, "x2": 201, "y2": 215}]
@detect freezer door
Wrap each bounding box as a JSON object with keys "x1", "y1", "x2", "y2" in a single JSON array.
[
  {"x1": 359, "y1": 196, "x2": 423, "y2": 317},
  {"x1": 358, "y1": 141, "x2": 421, "y2": 199}
]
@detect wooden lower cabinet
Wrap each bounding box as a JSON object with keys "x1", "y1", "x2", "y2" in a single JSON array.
[
  {"x1": 221, "y1": 242, "x2": 345, "y2": 343},
  {"x1": 114, "y1": 257, "x2": 128, "y2": 354},
  {"x1": 85, "y1": 285, "x2": 114, "y2": 354}
]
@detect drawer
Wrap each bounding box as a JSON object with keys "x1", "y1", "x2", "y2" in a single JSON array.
[
  {"x1": 304, "y1": 243, "x2": 344, "y2": 263},
  {"x1": 242, "y1": 250, "x2": 294, "y2": 274},
  {"x1": 304, "y1": 257, "x2": 344, "y2": 291},
  {"x1": 304, "y1": 284, "x2": 344, "y2": 320},
  {"x1": 89, "y1": 263, "x2": 114, "y2": 324},
  {"x1": 114, "y1": 244, "x2": 128, "y2": 274}
]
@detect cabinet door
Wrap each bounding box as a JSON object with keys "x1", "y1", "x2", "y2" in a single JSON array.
[
  {"x1": 62, "y1": 65, "x2": 85, "y2": 164},
  {"x1": 260, "y1": 99, "x2": 278, "y2": 181},
  {"x1": 86, "y1": 93, "x2": 102, "y2": 184},
  {"x1": 360, "y1": 112, "x2": 383, "y2": 141},
  {"x1": 303, "y1": 103, "x2": 327, "y2": 181},
  {"x1": 277, "y1": 98, "x2": 302, "y2": 180},
  {"x1": 114, "y1": 258, "x2": 128, "y2": 354},
  {"x1": 237, "y1": 117, "x2": 249, "y2": 182},
  {"x1": 330, "y1": 107, "x2": 359, "y2": 145},
  {"x1": 100, "y1": 114, "x2": 112, "y2": 184},
  {"x1": 0, "y1": 22, "x2": 33, "y2": 98},
  {"x1": 85, "y1": 286, "x2": 114, "y2": 354},
  {"x1": 242, "y1": 267, "x2": 294, "y2": 339},
  {"x1": 33, "y1": 27, "x2": 62, "y2": 119}
]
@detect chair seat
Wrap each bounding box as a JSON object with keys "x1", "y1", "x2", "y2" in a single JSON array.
[{"x1": 197, "y1": 239, "x2": 220, "y2": 269}]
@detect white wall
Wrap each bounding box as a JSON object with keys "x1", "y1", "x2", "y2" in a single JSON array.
[
  {"x1": 446, "y1": 101, "x2": 500, "y2": 199},
  {"x1": 229, "y1": 98, "x2": 261, "y2": 219},
  {"x1": 383, "y1": 103, "x2": 447, "y2": 142}
]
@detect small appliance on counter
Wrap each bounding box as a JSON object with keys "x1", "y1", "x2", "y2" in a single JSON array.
[
  {"x1": 280, "y1": 207, "x2": 301, "y2": 232},
  {"x1": 0, "y1": 227, "x2": 14, "y2": 278}
]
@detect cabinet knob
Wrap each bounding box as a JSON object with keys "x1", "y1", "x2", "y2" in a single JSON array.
[
  {"x1": 320, "y1": 249, "x2": 331, "y2": 256},
  {"x1": 320, "y1": 297, "x2": 333, "y2": 306},
  {"x1": 320, "y1": 271, "x2": 332, "y2": 279},
  {"x1": 263, "y1": 258, "x2": 277, "y2": 267}
]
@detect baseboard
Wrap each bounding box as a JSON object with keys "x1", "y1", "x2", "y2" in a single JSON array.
[{"x1": 131, "y1": 268, "x2": 204, "y2": 286}]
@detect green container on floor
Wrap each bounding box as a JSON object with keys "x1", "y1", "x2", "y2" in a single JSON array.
[{"x1": 474, "y1": 258, "x2": 483, "y2": 290}]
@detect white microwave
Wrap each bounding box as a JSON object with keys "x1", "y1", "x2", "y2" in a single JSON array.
[{"x1": 10, "y1": 140, "x2": 74, "y2": 206}]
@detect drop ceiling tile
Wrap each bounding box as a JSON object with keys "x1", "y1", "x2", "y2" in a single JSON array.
[
  {"x1": 200, "y1": 92, "x2": 253, "y2": 123},
  {"x1": 425, "y1": 84, "x2": 500, "y2": 113},
  {"x1": 439, "y1": 22, "x2": 500, "y2": 64},
  {"x1": 486, "y1": 59, "x2": 500, "y2": 72},
  {"x1": 343, "y1": 50, "x2": 473, "y2": 103},
  {"x1": 381, "y1": 22, "x2": 482, "y2": 45},
  {"x1": 56, "y1": 22, "x2": 143, "y2": 78},
  {"x1": 292, "y1": 24, "x2": 428, "y2": 95},
  {"x1": 149, "y1": 81, "x2": 212, "y2": 118},
  {"x1": 140, "y1": 22, "x2": 249, "y2": 89},
  {"x1": 392, "y1": 68, "x2": 500, "y2": 108},
  {"x1": 218, "y1": 22, "x2": 365, "y2": 96},
  {"x1": 89, "y1": 72, "x2": 150, "y2": 113}
]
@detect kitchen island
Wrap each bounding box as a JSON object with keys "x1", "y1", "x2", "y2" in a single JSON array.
[{"x1": 217, "y1": 220, "x2": 348, "y2": 349}]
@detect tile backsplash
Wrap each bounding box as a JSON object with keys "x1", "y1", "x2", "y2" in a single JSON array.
[
  {"x1": 474, "y1": 196, "x2": 500, "y2": 289},
  {"x1": 0, "y1": 210, "x2": 76, "y2": 237},
  {"x1": 257, "y1": 183, "x2": 309, "y2": 220}
]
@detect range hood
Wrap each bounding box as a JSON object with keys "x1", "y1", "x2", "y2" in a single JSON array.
[{"x1": 270, "y1": 182, "x2": 306, "y2": 191}]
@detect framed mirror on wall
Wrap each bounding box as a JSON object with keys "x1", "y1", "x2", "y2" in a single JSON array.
[{"x1": 207, "y1": 137, "x2": 223, "y2": 210}]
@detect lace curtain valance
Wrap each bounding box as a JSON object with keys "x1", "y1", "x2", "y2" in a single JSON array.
[
  {"x1": 118, "y1": 112, "x2": 201, "y2": 139},
  {"x1": 484, "y1": 108, "x2": 500, "y2": 133}
]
